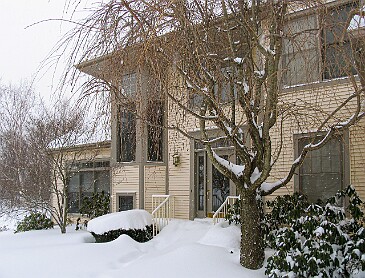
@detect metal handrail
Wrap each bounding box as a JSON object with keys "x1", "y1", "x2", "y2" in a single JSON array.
[
  {"x1": 212, "y1": 196, "x2": 240, "y2": 224},
  {"x1": 152, "y1": 194, "x2": 174, "y2": 236},
  {"x1": 152, "y1": 195, "x2": 170, "y2": 215}
]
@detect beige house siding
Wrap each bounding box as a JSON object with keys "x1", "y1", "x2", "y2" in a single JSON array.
[
  {"x1": 167, "y1": 131, "x2": 192, "y2": 219},
  {"x1": 144, "y1": 165, "x2": 166, "y2": 212},
  {"x1": 350, "y1": 119, "x2": 365, "y2": 201},
  {"x1": 166, "y1": 77, "x2": 198, "y2": 219},
  {"x1": 111, "y1": 164, "x2": 140, "y2": 212},
  {"x1": 266, "y1": 80, "x2": 365, "y2": 202},
  {"x1": 156, "y1": 77, "x2": 364, "y2": 216}
]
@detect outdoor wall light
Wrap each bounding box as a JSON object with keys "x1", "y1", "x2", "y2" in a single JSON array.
[{"x1": 172, "y1": 152, "x2": 181, "y2": 166}]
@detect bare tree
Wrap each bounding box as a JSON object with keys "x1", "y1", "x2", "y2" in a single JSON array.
[
  {"x1": 59, "y1": 0, "x2": 365, "y2": 268},
  {"x1": 0, "y1": 83, "x2": 50, "y2": 211},
  {"x1": 0, "y1": 83, "x2": 96, "y2": 233}
]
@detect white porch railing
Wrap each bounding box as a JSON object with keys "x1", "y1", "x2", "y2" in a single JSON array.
[
  {"x1": 212, "y1": 196, "x2": 240, "y2": 224},
  {"x1": 152, "y1": 194, "x2": 174, "y2": 236}
]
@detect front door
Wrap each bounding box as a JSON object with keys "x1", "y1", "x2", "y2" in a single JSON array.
[{"x1": 195, "y1": 150, "x2": 234, "y2": 218}]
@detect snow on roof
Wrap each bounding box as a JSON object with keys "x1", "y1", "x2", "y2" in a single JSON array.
[
  {"x1": 48, "y1": 122, "x2": 111, "y2": 150},
  {"x1": 87, "y1": 210, "x2": 152, "y2": 235}
]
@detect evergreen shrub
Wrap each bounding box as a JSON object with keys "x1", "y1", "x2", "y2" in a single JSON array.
[
  {"x1": 15, "y1": 212, "x2": 54, "y2": 233},
  {"x1": 265, "y1": 186, "x2": 365, "y2": 277},
  {"x1": 80, "y1": 191, "x2": 110, "y2": 219},
  {"x1": 224, "y1": 186, "x2": 365, "y2": 277},
  {"x1": 91, "y1": 225, "x2": 153, "y2": 243}
]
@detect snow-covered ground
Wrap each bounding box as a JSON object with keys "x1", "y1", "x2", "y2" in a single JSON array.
[{"x1": 0, "y1": 219, "x2": 267, "y2": 278}]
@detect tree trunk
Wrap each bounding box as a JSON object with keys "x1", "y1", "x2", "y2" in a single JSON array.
[
  {"x1": 60, "y1": 193, "x2": 68, "y2": 234},
  {"x1": 239, "y1": 189, "x2": 265, "y2": 269}
]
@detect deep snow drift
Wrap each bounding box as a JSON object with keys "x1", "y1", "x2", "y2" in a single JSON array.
[
  {"x1": 0, "y1": 219, "x2": 267, "y2": 278},
  {"x1": 87, "y1": 209, "x2": 153, "y2": 234}
]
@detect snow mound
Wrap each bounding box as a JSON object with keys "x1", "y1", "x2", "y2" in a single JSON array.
[
  {"x1": 198, "y1": 222, "x2": 241, "y2": 250},
  {"x1": 87, "y1": 210, "x2": 152, "y2": 234}
]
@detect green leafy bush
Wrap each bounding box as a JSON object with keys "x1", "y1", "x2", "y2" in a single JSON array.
[
  {"x1": 263, "y1": 192, "x2": 310, "y2": 248},
  {"x1": 225, "y1": 191, "x2": 310, "y2": 246},
  {"x1": 224, "y1": 186, "x2": 365, "y2": 277},
  {"x1": 15, "y1": 212, "x2": 54, "y2": 233},
  {"x1": 91, "y1": 225, "x2": 153, "y2": 243},
  {"x1": 80, "y1": 191, "x2": 110, "y2": 219},
  {"x1": 265, "y1": 186, "x2": 365, "y2": 277}
]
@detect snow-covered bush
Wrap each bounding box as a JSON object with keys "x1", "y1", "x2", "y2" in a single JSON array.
[
  {"x1": 15, "y1": 212, "x2": 54, "y2": 233},
  {"x1": 87, "y1": 210, "x2": 153, "y2": 243},
  {"x1": 225, "y1": 191, "x2": 310, "y2": 247},
  {"x1": 263, "y1": 192, "x2": 310, "y2": 248},
  {"x1": 91, "y1": 225, "x2": 153, "y2": 243},
  {"x1": 266, "y1": 186, "x2": 365, "y2": 277}
]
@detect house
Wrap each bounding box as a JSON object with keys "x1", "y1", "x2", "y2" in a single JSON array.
[
  {"x1": 72, "y1": 0, "x2": 365, "y2": 221},
  {"x1": 50, "y1": 135, "x2": 111, "y2": 221}
]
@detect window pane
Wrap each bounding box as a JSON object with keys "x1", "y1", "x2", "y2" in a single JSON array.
[
  {"x1": 298, "y1": 135, "x2": 343, "y2": 203},
  {"x1": 80, "y1": 172, "x2": 94, "y2": 193},
  {"x1": 121, "y1": 73, "x2": 137, "y2": 96},
  {"x1": 147, "y1": 101, "x2": 164, "y2": 161},
  {"x1": 212, "y1": 155, "x2": 230, "y2": 211},
  {"x1": 197, "y1": 156, "x2": 205, "y2": 211},
  {"x1": 282, "y1": 13, "x2": 319, "y2": 85},
  {"x1": 95, "y1": 171, "x2": 110, "y2": 193},
  {"x1": 189, "y1": 92, "x2": 204, "y2": 109},
  {"x1": 118, "y1": 195, "x2": 134, "y2": 211},
  {"x1": 68, "y1": 192, "x2": 80, "y2": 213},
  {"x1": 322, "y1": 3, "x2": 359, "y2": 79},
  {"x1": 323, "y1": 42, "x2": 357, "y2": 80},
  {"x1": 94, "y1": 161, "x2": 110, "y2": 168},
  {"x1": 119, "y1": 106, "x2": 136, "y2": 162},
  {"x1": 67, "y1": 162, "x2": 110, "y2": 214},
  {"x1": 68, "y1": 174, "x2": 80, "y2": 192}
]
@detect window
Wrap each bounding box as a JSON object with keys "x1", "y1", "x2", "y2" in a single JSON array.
[
  {"x1": 119, "y1": 104, "x2": 136, "y2": 162},
  {"x1": 282, "y1": 1, "x2": 359, "y2": 86},
  {"x1": 67, "y1": 161, "x2": 110, "y2": 213},
  {"x1": 282, "y1": 13, "x2": 320, "y2": 86},
  {"x1": 296, "y1": 135, "x2": 345, "y2": 203},
  {"x1": 188, "y1": 67, "x2": 237, "y2": 108},
  {"x1": 147, "y1": 100, "x2": 164, "y2": 161},
  {"x1": 117, "y1": 72, "x2": 165, "y2": 163},
  {"x1": 117, "y1": 193, "x2": 135, "y2": 211},
  {"x1": 118, "y1": 72, "x2": 137, "y2": 162},
  {"x1": 322, "y1": 2, "x2": 358, "y2": 79},
  {"x1": 215, "y1": 67, "x2": 237, "y2": 103},
  {"x1": 121, "y1": 73, "x2": 137, "y2": 96}
]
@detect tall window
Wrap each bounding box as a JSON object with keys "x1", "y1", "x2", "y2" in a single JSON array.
[
  {"x1": 282, "y1": 1, "x2": 359, "y2": 86},
  {"x1": 322, "y1": 2, "x2": 358, "y2": 79},
  {"x1": 119, "y1": 105, "x2": 136, "y2": 162},
  {"x1": 118, "y1": 73, "x2": 137, "y2": 162},
  {"x1": 147, "y1": 100, "x2": 164, "y2": 161},
  {"x1": 67, "y1": 161, "x2": 110, "y2": 213},
  {"x1": 297, "y1": 135, "x2": 344, "y2": 203}
]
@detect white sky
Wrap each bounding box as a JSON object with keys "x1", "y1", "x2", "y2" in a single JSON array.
[{"x1": 0, "y1": 1, "x2": 91, "y2": 105}]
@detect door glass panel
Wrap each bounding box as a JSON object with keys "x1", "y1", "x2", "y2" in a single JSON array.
[
  {"x1": 212, "y1": 155, "x2": 230, "y2": 211},
  {"x1": 197, "y1": 156, "x2": 205, "y2": 211}
]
